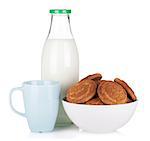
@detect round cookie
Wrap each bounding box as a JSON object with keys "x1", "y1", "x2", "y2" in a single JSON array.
[
  {"x1": 114, "y1": 78, "x2": 137, "y2": 101},
  {"x1": 86, "y1": 97, "x2": 104, "y2": 105},
  {"x1": 80, "y1": 73, "x2": 102, "y2": 85},
  {"x1": 97, "y1": 81, "x2": 127, "y2": 105},
  {"x1": 66, "y1": 79, "x2": 97, "y2": 104}
]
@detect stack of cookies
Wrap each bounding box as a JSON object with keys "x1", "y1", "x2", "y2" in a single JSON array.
[{"x1": 66, "y1": 73, "x2": 137, "y2": 105}]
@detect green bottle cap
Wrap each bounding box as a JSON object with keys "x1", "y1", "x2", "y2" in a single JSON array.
[{"x1": 49, "y1": 9, "x2": 71, "y2": 14}]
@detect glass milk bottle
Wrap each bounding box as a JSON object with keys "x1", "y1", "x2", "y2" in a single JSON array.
[{"x1": 41, "y1": 9, "x2": 79, "y2": 126}]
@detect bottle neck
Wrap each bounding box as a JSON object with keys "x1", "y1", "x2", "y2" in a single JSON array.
[{"x1": 48, "y1": 14, "x2": 73, "y2": 39}]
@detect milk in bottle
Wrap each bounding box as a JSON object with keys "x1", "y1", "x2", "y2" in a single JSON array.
[{"x1": 41, "y1": 9, "x2": 79, "y2": 126}]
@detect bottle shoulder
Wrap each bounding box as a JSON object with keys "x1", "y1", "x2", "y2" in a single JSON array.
[{"x1": 44, "y1": 39, "x2": 77, "y2": 47}]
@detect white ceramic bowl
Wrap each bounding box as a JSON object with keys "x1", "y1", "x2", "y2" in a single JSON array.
[{"x1": 62, "y1": 100, "x2": 138, "y2": 133}]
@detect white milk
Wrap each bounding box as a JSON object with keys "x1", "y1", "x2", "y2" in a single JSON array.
[{"x1": 41, "y1": 39, "x2": 79, "y2": 126}]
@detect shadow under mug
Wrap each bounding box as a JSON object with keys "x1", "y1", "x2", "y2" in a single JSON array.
[{"x1": 9, "y1": 80, "x2": 61, "y2": 132}]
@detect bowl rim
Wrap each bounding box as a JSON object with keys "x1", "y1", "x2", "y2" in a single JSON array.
[{"x1": 62, "y1": 99, "x2": 138, "y2": 107}]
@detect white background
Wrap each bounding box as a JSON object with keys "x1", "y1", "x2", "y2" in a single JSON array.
[{"x1": 0, "y1": 0, "x2": 149, "y2": 140}]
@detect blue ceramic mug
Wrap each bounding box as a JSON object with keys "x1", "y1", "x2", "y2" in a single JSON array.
[{"x1": 9, "y1": 80, "x2": 61, "y2": 132}]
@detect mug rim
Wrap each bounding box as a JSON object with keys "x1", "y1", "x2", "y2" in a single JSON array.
[{"x1": 23, "y1": 80, "x2": 60, "y2": 87}]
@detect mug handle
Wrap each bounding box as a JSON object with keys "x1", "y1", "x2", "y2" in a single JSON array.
[{"x1": 9, "y1": 87, "x2": 26, "y2": 117}]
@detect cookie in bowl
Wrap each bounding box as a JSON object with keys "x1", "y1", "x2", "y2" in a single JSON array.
[
  {"x1": 80, "y1": 73, "x2": 102, "y2": 85},
  {"x1": 86, "y1": 97, "x2": 104, "y2": 105},
  {"x1": 66, "y1": 79, "x2": 97, "y2": 103},
  {"x1": 97, "y1": 81, "x2": 128, "y2": 105},
  {"x1": 114, "y1": 78, "x2": 137, "y2": 101}
]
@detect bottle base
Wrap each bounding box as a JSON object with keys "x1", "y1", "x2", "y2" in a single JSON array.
[{"x1": 55, "y1": 122, "x2": 73, "y2": 127}]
